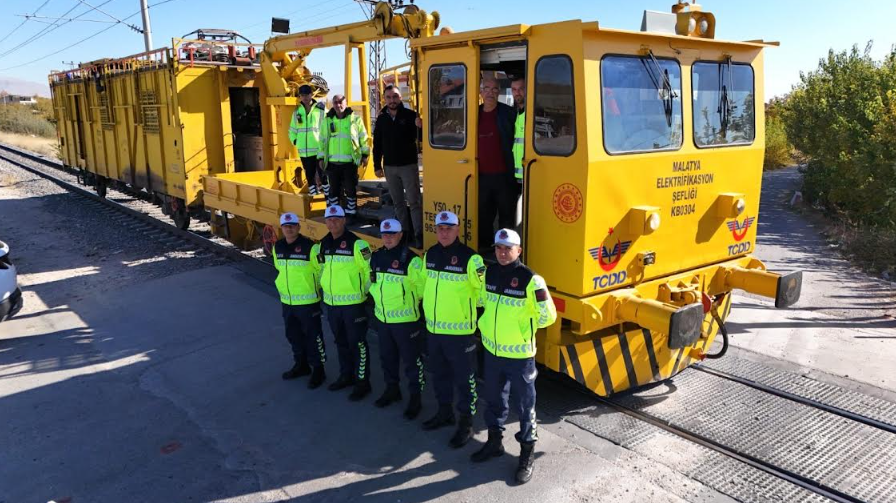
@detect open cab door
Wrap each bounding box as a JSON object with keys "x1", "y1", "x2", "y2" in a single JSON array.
[{"x1": 419, "y1": 45, "x2": 479, "y2": 249}]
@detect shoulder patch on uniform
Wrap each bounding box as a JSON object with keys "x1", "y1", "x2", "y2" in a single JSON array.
[
  {"x1": 360, "y1": 245, "x2": 372, "y2": 261},
  {"x1": 476, "y1": 265, "x2": 487, "y2": 278},
  {"x1": 534, "y1": 289, "x2": 549, "y2": 302}
]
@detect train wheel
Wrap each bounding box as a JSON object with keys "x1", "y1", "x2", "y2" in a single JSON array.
[
  {"x1": 262, "y1": 224, "x2": 277, "y2": 256},
  {"x1": 95, "y1": 176, "x2": 107, "y2": 198},
  {"x1": 169, "y1": 198, "x2": 190, "y2": 230}
]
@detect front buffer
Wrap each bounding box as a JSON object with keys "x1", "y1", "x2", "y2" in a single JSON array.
[{"x1": 536, "y1": 255, "x2": 801, "y2": 396}]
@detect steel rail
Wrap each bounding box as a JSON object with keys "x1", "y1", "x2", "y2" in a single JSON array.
[
  {"x1": 695, "y1": 364, "x2": 896, "y2": 436},
  {"x1": 0, "y1": 142, "x2": 255, "y2": 266}
]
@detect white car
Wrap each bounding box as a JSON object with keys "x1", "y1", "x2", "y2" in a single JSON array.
[{"x1": 0, "y1": 240, "x2": 23, "y2": 321}]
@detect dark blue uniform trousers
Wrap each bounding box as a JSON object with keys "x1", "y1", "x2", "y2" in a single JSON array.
[
  {"x1": 482, "y1": 351, "x2": 538, "y2": 443},
  {"x1": 326, "y1": 303, "x2": 370, "y2": 382},
  {"x1": 427, "y1": 332, "x2": 478, "y2": 416},
  {"x1": 282, "y1": 303, "x2": 326, "y2": 368},
  {"x1": 377, "y1": 320, "x2": 425, "y2": 395}
]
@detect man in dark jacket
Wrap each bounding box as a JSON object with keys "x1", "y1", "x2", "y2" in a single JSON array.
[
  {"x1": 374, "y1": 85, "x2": 424, "y2": 247},
  {"x1": 477, "y1": 75, "x2": 518, "y2": 249}
]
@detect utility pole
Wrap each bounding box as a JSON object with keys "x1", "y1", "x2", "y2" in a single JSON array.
[
  {"x1": 139, "y1": 0, "x2": 153, "y2": 51},
  {"x1": 355, "y1": 0, "x2": 386, "y2": 116}
]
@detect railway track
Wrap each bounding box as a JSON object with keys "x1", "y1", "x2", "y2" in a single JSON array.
[
  {"x1": 4, "y1": 142, "x2": 895, "y2": 503},
  {"x1": 0, "y1": 142, "x2": 262, "y2": 268}
]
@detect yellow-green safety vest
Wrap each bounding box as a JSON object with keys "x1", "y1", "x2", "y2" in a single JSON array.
[
  {"x1": 289, "y1": 101, "x2": 326, "y2": 158},
  {"x1": 273, "y1": 236, "x2": 322, "y2": 305},
  {"x1": 369, "y1": 246, "x2": 425, "y2": 324},
  {"x1": 319, "y1": 232, "x2": 372, "y2": 306},
  {"x1": 422, "y1": 240, "x2": 485, "y2": 335},
  {"x1": 478, "y1": 261, "x2": 557, "y2": 359},
  {"x1": 318, "y1": 108, "x2": 370, "y2": 166},
  {"x1": 513, "y1": 110, "x2": 525, "y2": 181}
]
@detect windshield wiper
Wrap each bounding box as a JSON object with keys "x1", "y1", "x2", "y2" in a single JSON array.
[
  {"x1": 717, "y1": 57, "x2": 734, "y2": 138},
  {"x1": 644, "y1": 50, "x2": 678, "y2": 127}
]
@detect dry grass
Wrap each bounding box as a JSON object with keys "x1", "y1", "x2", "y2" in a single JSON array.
[{"x1": 0, "y1": 132, "x2": 59, "y2": 159}]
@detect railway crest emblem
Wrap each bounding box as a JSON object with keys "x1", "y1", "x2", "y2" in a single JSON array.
[
  {"x1": 340, "y1": 240, "x2": 347, "y2": 249},
  {"x1": 552, "y1": 183, "x2": 583, "y2": 223},
  {"x1": 726, "y1": 216, "x2": 755, "y2": 242},
  {"x1": 510, "y1": 277, "x2": 519, "y2": 288},
  {"x1": 383, "y1": 221, "x2": 392, "y2": 230},
  {"x1": 588, "y1": 228, "x2": 632, "y2": 272}
]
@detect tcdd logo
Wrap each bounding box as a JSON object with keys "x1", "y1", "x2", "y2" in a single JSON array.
[
  {"x1": 588, "y1": 228, "x2": 631, "y2": 272},
  {"x1": 593, "y1": 271, "x2": 627, "y2": 290},
  {"x1": 727, "y1": 241, "x2": 752, "y2": 256},
  {"x1": 727, "y1": 216, "x2": 755, "y2": 242}
]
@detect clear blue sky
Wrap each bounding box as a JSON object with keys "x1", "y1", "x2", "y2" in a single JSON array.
[{"x1": 1, "y1": 0, "x2": 894, "y2": 99}]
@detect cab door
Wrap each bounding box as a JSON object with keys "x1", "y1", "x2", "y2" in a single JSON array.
[
  {"x1": 419, "y1": 46, "x2": 479, "y2": 249},
  {"x1": 523, "y1": 21, "x2": 587, "y2": 296}
]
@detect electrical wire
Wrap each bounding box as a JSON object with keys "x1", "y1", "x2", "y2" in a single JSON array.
[
  {"x1": 0, "y1": 0, "x2": 55, "y2": 46},
  {"x1": 0, "y1": 0, "x2": 180, "y2": 71},
  {"x1": 0, "y1": 0, "x2": 115, "y2": 59}
]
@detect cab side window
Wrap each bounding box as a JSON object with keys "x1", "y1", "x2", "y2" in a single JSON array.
[
  {"x1": 601, "y1": 55, "x2": 683, "y2": 154},
  {"x1": 692, "y1": 61, "x2": 755, "y2": 147},
  {"x1": 533, "y1": 55, "x2": 576, "y2": 156},
  {"x1": 428, "y1": 64, "x2": 467, "y2": 149}
]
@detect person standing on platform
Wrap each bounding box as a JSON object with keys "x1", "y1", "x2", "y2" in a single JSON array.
[
  {"x1": 288, "y1": 85, "x2": 328, "y2": 197},
  {"x1": 319, "y1": 95, "x2": 370, "y2": 222},
  {"x1": 421, "y1": 211, "x2": 486, "y2": 449},
  {"x1": 272, "y1": 212, "x2": 327, "y2": 389},
  {"x1": 319, "y1": 205, "x2": 373, "y2": 401},
  {"x1": 470, "y1": 229, "x2": 557, "y2": 484},
  {"x1": 369, "y1": 218, "x2": 426, "y2": 419},
  {"x1": 373, "y1": 84, "x2": 424, "y2": 248}
]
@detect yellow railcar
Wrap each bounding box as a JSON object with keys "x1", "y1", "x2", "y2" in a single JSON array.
[
  {"x1": 52, "y1": 2, "x2": 802, "y2": 397},
  {"x1": 49, "y1": 33, "x2": 270, "y2": 228}
]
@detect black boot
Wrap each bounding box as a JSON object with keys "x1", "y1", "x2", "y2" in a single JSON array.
[
  {"x1": 374, "y1": 384, "x2": 402, "y2": 408},
  {"x1": 449, "y1": 414, "x2": 473, "y2": 448},
  {"x1": 471, "y1": 428, "x2": 505, "y2": 462},
  {"x1": 516, "y1": 442, "x2": 535, "y2": 484},
  {"x1": 307, "y1": 366, "x2": 326, "y2": 389},
  {"x1": 422, "y1": 404, "x2": 455, "y2": 430},
  {"x1": 327, "y1": 374, "x2": 354, "y2": 391},
  {"x1": 282, "y1": 362, "x2": 311, "y2": 380},
  {"x1": 349, "y1": 380, "x2": 372, "y2": 401},
  {"x1": 403, "y1": 393, "x2": 422, "y2": 420}
]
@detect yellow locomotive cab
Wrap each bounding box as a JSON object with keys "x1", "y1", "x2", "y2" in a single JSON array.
[{"x1": 50, "y1": 2, "x2": 802, "y2": 397}]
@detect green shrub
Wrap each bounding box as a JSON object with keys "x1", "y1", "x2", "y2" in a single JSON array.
[
  {"x1": 0, "y1": 102, "x2": 56, "y2": 138},
  {"x1": 764, "y1": 113, "x2": 792, "y2": 170},
  {"x1": 782, "y1": 43, "x2": 896, "y2": 228}
]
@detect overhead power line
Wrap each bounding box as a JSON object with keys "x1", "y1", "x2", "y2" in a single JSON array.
[
  {"x1": 0, "y1": 0, "x2": 116, "y2": 60},
  {"x1": 0, "y1": 0, "x2": 180, "y2": 72},
  {"x1": 0, "y1": 0, "x2": 54, "y2": 46}
]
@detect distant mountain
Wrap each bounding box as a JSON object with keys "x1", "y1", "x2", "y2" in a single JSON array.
[{"x1": 0, "y1": 75, "x2": 50, "y2": 97}]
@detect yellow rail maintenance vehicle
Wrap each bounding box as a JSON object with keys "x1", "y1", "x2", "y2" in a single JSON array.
[
  {"x1": 50, "y1": 1, "x2": 803, "y2": 398},
  {"x1": 49, "y1": 30, "x2": 270, "y2": 229}
]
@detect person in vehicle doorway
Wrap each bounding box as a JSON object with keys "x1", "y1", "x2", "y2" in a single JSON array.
[
  {"x1": 477, "y1": 75, "x2": 517, "y2": 249},
  {"x1": 272, "y1": 212, "x2": 327, "y2": 389},
  {"x1": 373, "y1": 85, "x2": 424, "y2": 248},
  {"x1": 421, "y1": 211, "x2": 486, "y2": 449},
  {"x1": 470, "y1": 228, "x2": 557, "y2": 484},
  {"x1": 369, "y1": 218, "x2": 426, "y2": 418},
  {"x1": 288, "y1": 84, "x2": 328, "y2": 197},
  {"x1": 510, "y1": 76, "x2": 526, "y2": 185},
  {"x1": 319, "y1": 205, "x2": 373, "y2": 401},
  {"x1": 318, "y1": 95, "x2": 370, "y2": 223}
]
